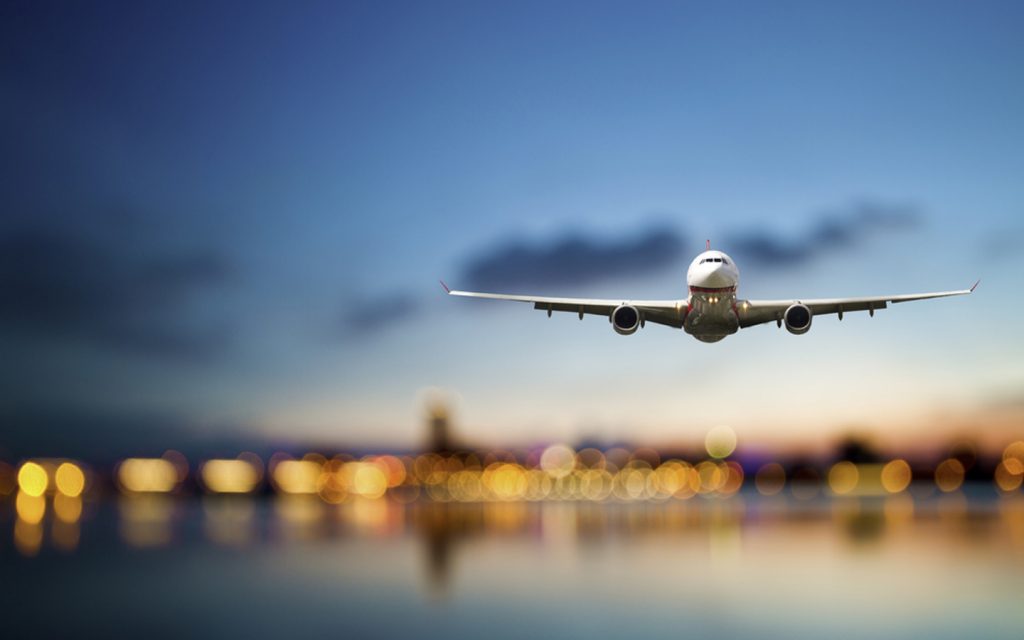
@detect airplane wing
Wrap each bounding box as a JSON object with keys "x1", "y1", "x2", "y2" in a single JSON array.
[
  {"x1": 442, "y1": 282, "x2": 687, "y2": 328},
  {"x1": 737, "y1": 281, "x2": 978, "y2": 328}
]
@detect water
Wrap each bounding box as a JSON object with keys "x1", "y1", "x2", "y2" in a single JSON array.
[{"x1": 2, "y1": 492, "x2": 1022, "y2": 639}]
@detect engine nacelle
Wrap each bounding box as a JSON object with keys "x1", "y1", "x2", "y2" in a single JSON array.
[
  {"x1": 784, "y1": 303, "x2": 813, "y2": 335},
  {"x1": 611, "y1": 304, "x2": 641, "y2": 335}
]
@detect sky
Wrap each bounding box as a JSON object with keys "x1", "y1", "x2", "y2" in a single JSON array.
[{"x1": 2, "y1": 0, "x2": 1023, "y2": 459}]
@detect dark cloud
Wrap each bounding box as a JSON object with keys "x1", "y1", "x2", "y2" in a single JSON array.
[
  {"x1": 460, "y1": 225, "x2": 686, "y2": 291},
  {"x1": 0, "y1": 223, "x2": 233, "y2": 359},
  {"x1": 337, "y1": 292, "x2": 420, "y2": 337},
  {"x1": 0, "y1": 403, "x2": 263, "y2": 463},
  {"x1": 727, "y1": 202, "x2": 923, "y2": 268},
  {"x1": 451, "y1": 202, "x2": 919, "y2": 296}
]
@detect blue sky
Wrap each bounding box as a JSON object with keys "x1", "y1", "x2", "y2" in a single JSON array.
[{"x1": 2, "y1": 1, "x2": 1022, "y2": 457}]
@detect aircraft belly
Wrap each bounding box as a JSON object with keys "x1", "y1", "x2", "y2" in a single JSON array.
[{"x1": 684, "y1": 293, "x2": 739, "y2": 342}]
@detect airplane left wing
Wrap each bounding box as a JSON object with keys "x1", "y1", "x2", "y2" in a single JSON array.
[
  {"x1": 737, "y1": 281, "x2": 978, "y2": 328},
  {"x1": 443, "y1": 283, "x2": 688, "y2": 328}
]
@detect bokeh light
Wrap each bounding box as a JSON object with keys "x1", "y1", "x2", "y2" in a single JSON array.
[
  {"x1": 934, "y1": 459, "x2": 965, "y2": 493},
  {"x1": 1002, "y1": 441, "x2": 1024, "y2": 475},
  {"x1": 201, "y1": 458, "x2": 261, "y2": 494},
  {"x1": 881, "y1": 459, "x2": 912, "y2": 493},
  {"x1": 16, "y1": 490, "x2": 46, "y2": 524},
  {"x1": 352, "y1": 463, "x2": 388, "y2": 499},
  {"x1": 994, "y1": 462, "x2": 1023, "y2": 492},
  {"x1": 17, "y1": 461, "x2": 48, "y2": 497},
  {"x1": 540, "y1": 444, "x2": 576, "y2": 479},
  {"x1": 272, "y1": 459, "x2": 322, "y2": 495},
  {"x1": 828, "y1": 461, "x2": 859, "y2": 495},
  {"x1": 719, "y1": 461, "x2": 744, "y2": 495},
  {"x1": 55, "y1": 462, "x2": 86, "y2": 497},
  {"x1": 118, "y1": 458, "x2": 179, "y2": 493},
  {"x1": 704, "y1": 425, "x2": 737, "y2": 459}
]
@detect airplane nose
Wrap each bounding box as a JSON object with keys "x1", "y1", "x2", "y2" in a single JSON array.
[{"x1": 702, "y1": 263, "x2": 732, "y2": 288}]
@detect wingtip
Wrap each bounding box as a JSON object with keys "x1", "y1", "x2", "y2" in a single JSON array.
[
  {"x1": 970, "y1": 279, "x2": 980, "y2": 293},
  {"x1": 439, "y1": 279, "x2": 451, "y2": 294}
]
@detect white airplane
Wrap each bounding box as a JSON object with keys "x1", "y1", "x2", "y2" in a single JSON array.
[{"x1": 442, "y1": 242, "x2": 977, "y2": 343}]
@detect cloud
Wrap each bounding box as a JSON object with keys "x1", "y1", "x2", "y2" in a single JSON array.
[
  {"x1": 726, "y1": 201, "x2": 923, "y2": 268},
  {"x1": 979, "y1": 227, "x2": 1024, "y2": 262},
  {"x1": 460, "y1": 225, "x2": 687, "y2": 292},
  {"x1": 0, "y1": 402, "x2": 268, "y2": 462},
  {"x1": 337, "y1": 291, "x2": 421, "y2": 337},
  {"x1": 0, "y1": 223, "x2": 233, "y2": 359}
]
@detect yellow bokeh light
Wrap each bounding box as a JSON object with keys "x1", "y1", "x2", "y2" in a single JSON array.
[
  {"x1": 755, "y1": 463, "x2": 786, "y2": 496},
  {"x1": 1003, "y1": 457, "x2": 1024, "y2": 476},
  {"x1": 372, "y1": 455, "x2": 407, "y2": 488},
  {"x1": 881, "y1": 459, "x2": 912, "y2": 493},
  {"x1": 526, "y1": 469, "x2": 553, "y2": 501},
  {"x1": 489, "y1": 463, "x2": 528, "y2": 500},
  {"x1": 54, "y1": 493, "x2": 83, "y2": 523},
  {"x1": 1003, "y1": 441, "x2": 1024, "y2": 465},
  {"x1": 55, "y1": 462, "x2": 86, "y2": 497},
  {"x1": 580, "y1": 469, "x2": 613, "y2": 501},
  {"x1": 719, "y1": 461, "x2": 744, "y2": 495},
  {"x1": 935, "y1": 459, "x2": 965, "y2": 493},
  {"x1": 995, "y1": 462, "x2": 1023, "y2": 492},
  {"x1": 623, "y1": 468, "x2": 650, "y2": 499},
  {"x1": 272, "y1": 459, "x2": 322, "y2": 495},
  {"x1": 352, "y1": 463, "x2": 388, "y2": 499},
  {"x1": 696, "y1": 460, "x2": 724, "y2": 493},
  {"x1": 118, "y1": 458, "x2": 179, "y2": 493},
  {"x1": 653, "y1": 462, "x2": 687, "y2": 496},
  {"x1": 828, "y1": 461, "x2": 859, "y2": 495},
  {"x1": 540, "y1": 444, "x2": 576, "y2": 479},
  {"x1": 201, "y1": 459, "x2": 261, "y2": 494},
  {"x1": 705, "y1": 425, "x2": 737, "y2": 459},
  {"x1": 18, "y1": 461, "x2": 49, "y2": 497},
  {"x1": 16, "y1": 490, "x2": 46, "y2": 524}
]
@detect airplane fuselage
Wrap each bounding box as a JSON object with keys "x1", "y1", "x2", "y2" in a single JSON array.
[{"x1": 685, "y1": 250, "x2": 741, "y2": 343}]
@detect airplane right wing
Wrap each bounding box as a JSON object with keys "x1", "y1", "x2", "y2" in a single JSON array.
[{"x1": 737, "y1": 281, "x2": 978, "y2": 329}]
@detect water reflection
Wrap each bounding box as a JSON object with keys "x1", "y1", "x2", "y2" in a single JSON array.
[
  {"x1": 119, "y1": 494, "x2": 178, "y2": 548},
  {"x1": 3, "y1": 494, "x2": 1023, "y2": 638},
  {"x1": 203, "y1": 496, "x2": 256, "y2": 547}
]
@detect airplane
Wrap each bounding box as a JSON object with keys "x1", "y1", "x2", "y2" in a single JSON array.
[{"x1": 442, "y1": 241, "x2": 978, "y2": 343}]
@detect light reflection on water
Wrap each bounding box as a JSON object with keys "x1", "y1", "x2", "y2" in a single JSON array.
[{"x1": 2, "y1": 494, "x2": 1023, "y2": 638}]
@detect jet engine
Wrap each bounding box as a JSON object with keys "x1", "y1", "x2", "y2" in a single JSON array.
[
  {"x1": 611, "y1": 305, "x2": 641, "y2": 335},
  {"x1": 783, "y1": 303, "x2": 813, "y2": 335}
]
